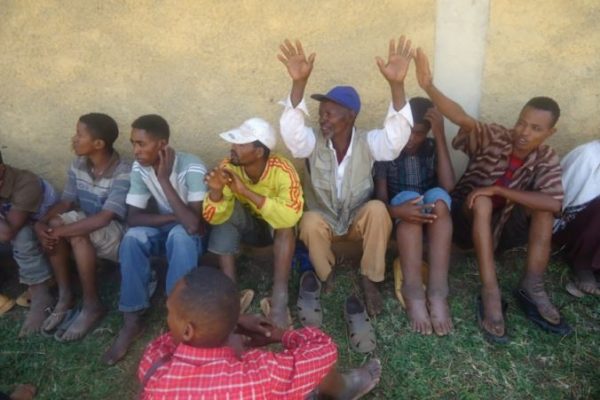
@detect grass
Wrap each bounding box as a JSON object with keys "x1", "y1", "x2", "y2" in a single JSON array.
[{"x1": 1, "y1": 248, "x2": 599, "y2": 399}]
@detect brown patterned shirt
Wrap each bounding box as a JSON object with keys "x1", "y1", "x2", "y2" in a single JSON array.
[{"x1": 452, "y1": 123, "x2": 563, "y2": 247}]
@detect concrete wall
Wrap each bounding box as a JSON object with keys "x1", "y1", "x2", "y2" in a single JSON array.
[{"x1": 0, "y1": 0, "x2": 598, "y2": 190}]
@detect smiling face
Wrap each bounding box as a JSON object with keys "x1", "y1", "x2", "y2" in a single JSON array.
[
  {"x1": 130, "y1": 128, "x2": 166, "y2": 167},
  {"x1": 512, "y1": 106, "x2": 556, "y2": 155},
  {"x1": 318, "y1": 101, "x2": 356, "y2": 140}
]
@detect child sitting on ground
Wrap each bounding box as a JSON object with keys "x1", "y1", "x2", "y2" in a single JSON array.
[{"x1": 139, "y1": 267, "x2": 382, "y2": 399}]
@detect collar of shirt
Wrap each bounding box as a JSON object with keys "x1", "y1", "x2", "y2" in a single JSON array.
[
  {"x1": 172, "y1": 342, "x2": 239, "y2": 366},
  {"x1": 327, "y1": 128, "x2": 356, "y2": 198},
  {"x1": 82, "y1": 151, "x2": 122, "y2": 180}
]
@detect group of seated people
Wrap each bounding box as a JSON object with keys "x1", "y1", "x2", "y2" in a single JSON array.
[{"x1": 1, "y1": 36, "x2": 598, "y2": 399}]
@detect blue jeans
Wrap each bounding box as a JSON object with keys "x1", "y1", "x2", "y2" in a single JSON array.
[
  {"x1": 118, "y1": 224, "x2": 202, "y2": 312},
  {"x1": 390, "y1": 187, "x2": 452, "y2": 211}
]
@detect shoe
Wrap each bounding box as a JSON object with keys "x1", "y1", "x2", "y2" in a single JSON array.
[
  {"x1": 513, "y1": 289, "x2": 572, "y2": 336},
  {"x1": 297, "y1": 271, "x2": 323, "y2": 328},
  {"x1": 344, "y1": 295, "x2": 376, "y2": 353},
  {"x1": 475, "y1": 295, "x2": 509, "y2": 345}
]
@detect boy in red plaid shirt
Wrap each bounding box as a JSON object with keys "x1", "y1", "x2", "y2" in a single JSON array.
[{"x1": 139, "y1": 267, "x2": 381, "y2": 399}]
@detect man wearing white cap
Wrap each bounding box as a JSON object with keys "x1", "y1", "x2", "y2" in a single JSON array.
[{"x1": 203, "y1": 118, "x2": 303, "y2": 329}]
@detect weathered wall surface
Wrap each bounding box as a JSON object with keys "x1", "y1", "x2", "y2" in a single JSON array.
[
  {"x1": 480, "y1": 1, "x2": 600, "y2": 154},
  {"x1": 0, "y1": 0, "x2": 435, "y2": 187}
]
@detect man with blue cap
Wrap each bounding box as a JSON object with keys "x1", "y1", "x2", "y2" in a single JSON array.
[{"x1": 278, "y1": 37, "x2": 414, "y2": 316}]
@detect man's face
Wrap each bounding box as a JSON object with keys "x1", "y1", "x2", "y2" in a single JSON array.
[
  {"x1": 130, "y1": 128, "x2": 165, "y2": 167},
  {"x1": 403, "y1": 123, "x2": 429, "y2": 155},
  {"x1": 229, "y1": 143, "x2": 260, "y2": 166},
  {"x1": 72, "y1": 121, "x2": 101, "y2": 156},
  {"x1": 513, "y1": 106, "x2": 556, "y2": 154},
  {"x1": 318, "y1": 101, "x2": 356, "y2": 140}
]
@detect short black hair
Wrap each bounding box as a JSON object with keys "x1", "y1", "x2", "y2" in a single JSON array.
[
  {"x1": 176, "y1": 267, "x2": 239, "y2": 347},
  {"x1": 252, "y1": 140, "x2": 270, "y2": 160},
  {"x1": 79, "y1": 113, "x2": 119, "y2": 151},
  {"x1": 524, "y1": 97, "x2": 560, "y2": 127},
  {"x1": 131, "y1": 114, "x2": 170, "y2": 140},
  {"x1": 409, "y1": 97, "x2": 434, "y2": 131}
]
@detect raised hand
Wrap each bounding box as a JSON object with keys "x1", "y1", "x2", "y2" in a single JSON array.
[
  {"x1": 424, "y1": 108, "x2": 444, "y2": 138},
  {"x1": 156, "y1": 146, "x2": 175, "y2": 182},
  {"x1": 277, "y1": 39, "x2": 316, "y2": 82},
  {"x1": 376, "y1": 36, "x2": 414, "y2": 85},
  {"x1": 414, "y1": 48, "x2": 433, "y2": 89}
]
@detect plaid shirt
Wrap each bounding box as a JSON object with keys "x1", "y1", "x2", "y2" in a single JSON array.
[
  {"x1": 373, "y1": 138, "x2": 437, "y2": 196},
  {"x1": 138, "y1": 327, "x2": 337, "y2": 400}
]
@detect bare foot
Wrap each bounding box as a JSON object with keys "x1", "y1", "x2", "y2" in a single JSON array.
[
  {"x1": 520, "y1": 278, "x2": 560, "y2": 324},
  {"x1": 19, "y1": 284, "x2": 53, "y2": 337},
  {"x1": 10, "y1": 384, "x2": 36, "y2": 400},
  {"x1": 575, "y1": 269, "x2": 600, "y2": 296},
  {"x1": 58, "y1": 304, "x2": 105, "y2": 342},
  {"x1": 41, "y1": 292, "x2": 74, "y2": 332},
  {"x1": 270, "y1": 290, "x2": 290, "y2": 329},
  {"x1": 427, "y1": 295, "x2": 453, "y2": 336},
  {"x1": 339, "y1": 358, "x2": 382, "y2": 400},
  {"x1": 480, "y1": 285, "x2": 505, "y2": 337},
  {"x1": 102, "y1": 312, "x2": 144, "y2": 365},
  {"x1": 361, "y1": 276, "x2": 383, "y2": 317},
  {"x1": 403, "y1": 284, "x2": 432, "y2": 335}
]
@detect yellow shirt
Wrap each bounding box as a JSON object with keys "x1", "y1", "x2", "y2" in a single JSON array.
[{"x1": 203, "y1": 154, "x2": 303, "y2": 229}]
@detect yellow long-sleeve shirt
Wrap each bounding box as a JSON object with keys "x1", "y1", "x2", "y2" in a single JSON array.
[{"x1": 203, "y1": 154, "x2": 303, "y2": 229}]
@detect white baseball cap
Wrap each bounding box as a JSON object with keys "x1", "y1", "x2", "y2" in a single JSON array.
[{"x1": 219, "y1": 118, "x2": 277, "y2": 150}]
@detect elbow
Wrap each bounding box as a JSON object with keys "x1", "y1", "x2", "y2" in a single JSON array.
[{"x1": 0, "y1": 231, "x2": 15, "y2": 242}]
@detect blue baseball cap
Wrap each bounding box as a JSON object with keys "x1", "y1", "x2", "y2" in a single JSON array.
[{"x1": 311, "y1": 86, "x2": 361, "y2": 114}]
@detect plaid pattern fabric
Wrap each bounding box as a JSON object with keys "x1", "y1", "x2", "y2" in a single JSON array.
[
  {"x1": 452, "y1": 123, "x2": 563, "y2": 248},
  {"x1": 373, "y1": 138, "x2": 437, "y2": 196},
  {"x1": 139, "y1": 327, "x2": 337, "y2": 400}
]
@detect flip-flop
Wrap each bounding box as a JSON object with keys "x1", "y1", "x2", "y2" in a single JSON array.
[
  {"x1": 297, "y1": 271, "x2": 323, "y2": 328},
  {"x1": 55, "y1": 308, "x2": 106, "y2": 343},
  {"x1": 0, "y1": 294, "x2": 16, "y2": 316},
  {"x1": 50, "y1": 308, "x2": 81, "y2": 341},
  {"x1": 260, "y1": 297, "x2": 292, "y2": 328},
  {"x1": 16, "y1": 290, "x2": 32, "y2": 308},
  {"x1": 240, "y1": 289, "x2": 254, "y2": 314},
  {"x1": 41, "y1": 308, "x2": 73, "y2": 334},
  {"x1": 476, "y1": 295, "x2": 509, "y2": 345},
  {"x1": 344, "y1": 295, "x2": 376, "y2": 353},
  {"x1": 513, "y1": 289, "x2": 572, "y2": 336},
  {"x1": 393, "y1": 258, "x2": 429, "y2": 309}
]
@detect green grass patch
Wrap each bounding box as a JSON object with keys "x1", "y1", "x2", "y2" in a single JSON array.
[{"x1": 1, "y1": 251, "x2": 599, "y2": 399}]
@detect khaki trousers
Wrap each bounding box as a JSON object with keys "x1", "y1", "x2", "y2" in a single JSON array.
[{"x1": 299, "y1": 200, "x2": 392, "y2": 282}]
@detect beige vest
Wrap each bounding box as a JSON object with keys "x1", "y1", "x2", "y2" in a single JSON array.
[{"x1": 303, "y1": 131, "x2": 373, "y2": 235}]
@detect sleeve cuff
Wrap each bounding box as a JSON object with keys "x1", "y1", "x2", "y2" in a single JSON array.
[
  {"x1": 279, "y1": 96, "x2": 309, "y2": 115},
  {"x1": 126, "y1": 193, "x2": 150, "y2": 209},
  {"x1": 387, "y1": 100, "x2": 414, "y2": 127}
]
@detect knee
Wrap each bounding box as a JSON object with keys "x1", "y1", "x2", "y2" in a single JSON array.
[
  {"x1": 433, "y1": 199, "x2": 450, "y2": 217},
  {"x1": 363, "y1": 200, "x2": 390, "y2": 220},
  {"x1": 471, "y1": 196, "x2": 493, "y2": 217},
  {"x1": 299, "y1": 212, "x2": 326, "y2": 234},
  {"x1": 274, "y1": 227, "x2": 295, "y2": 244},
  {"x1": 122, "y1": 227, "x2": 150, "y2": 247},
  {"x1": 48, "y1": 216, "x2": 64, "y2": 229},
  {"x1": 69, "y1": 234, "x2": 90, "y2": 247},
  {"x1": 166, "y1": 225, "x2": 195, "y2": 247}
]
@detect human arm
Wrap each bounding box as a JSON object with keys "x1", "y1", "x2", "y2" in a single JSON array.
[
  {"x1": 367, "y1": 37, "x2": 415, "y2": 161},
  {"x1": 34, "y1": 200, "x2": 73, "y2": 250},
  {"x1": 0, "y1": 209, "x2": 29, "y2": 242},
  {"x1": 156, "y1": 147, "x2": 203, "y2": 234},
  {"x1": 137, "y1": 333, "x2": 177, "y2": 383},
  {"x1": 278, "y1": 39, "x2": 317, "y2": 158},
  {"x1": 202, "y1": 165, "x2": 236, "y2": 225},
  {"x1": 427, "y1": 108, "x2": 455, "y2": 191},
  {"x1": 466, "y1": 186, "x2": 561, "y2": 213},
  {"x1": 49, "y1": 209, "x2": 117, "y2": 238},
  {"x1": 126, "y1": 205, "x2": 177, "y2": 227}
]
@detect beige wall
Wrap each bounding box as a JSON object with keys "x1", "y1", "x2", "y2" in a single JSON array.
[
  {"x1": 1, "y1": 0, "x2": 598, "y2": 190},
  {"x1": 480, "y1": 0, "x2": 600, "y2": 154},
  {"x1": 0, "y1": 0, "x2": 435, "y2": 188}
]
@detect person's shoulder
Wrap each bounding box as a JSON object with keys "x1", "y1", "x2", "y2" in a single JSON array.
[
  {"x1": 175, "y1": 151, "x2": 207, "y2": 172},
  {"x1": 70, "y1": 156, "x2": 88, "y2": 170},
  {"x1": 113, "y1": 151, "x2": 132, "y2": 171},
  {"x1": 267, "y1": 153, "x2": 300, "y2": 175},
  {"x1": 533, "y1": 143, "x2": 560, "y2": 166}
]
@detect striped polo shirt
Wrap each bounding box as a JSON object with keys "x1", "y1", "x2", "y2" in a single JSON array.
[
  {"x1": 61, "y1": 152, "x2": 131, "y2": 220},
  {"x1": 126, "y1": 151, "x2": 207, "y2": 214},
  {"x1": 452, "y1": 123, "x2": 563, "y2": 247}
]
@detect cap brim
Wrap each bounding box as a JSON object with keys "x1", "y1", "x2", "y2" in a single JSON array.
[
  {"x1": 219, "y1": 130, "x2": 255, "y2": 145},
  {"x1": 310, "y1": 93, "x2": 330, "y2": 103}
]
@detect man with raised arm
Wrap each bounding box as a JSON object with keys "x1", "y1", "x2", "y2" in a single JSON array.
[
  {"x1": 414, "y1": 49, "x2": 569, "y2": 343},
  {"x1": 277, "y1": 37, "x2": 414, "y2": 316}
]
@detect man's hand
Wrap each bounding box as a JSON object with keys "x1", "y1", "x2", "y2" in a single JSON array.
[
  {"x1": 277, "y1": 39, "x2": 316, "y2": 82},
  {"x1": 222, "y1": 169, "x2": 248, "y2": 197},
  {"x1": 425, "y1": 108, "x2": 444, "y2": 138},
  {"x1": 390, "y1": 196, "x2": 437, "y2": 224},
  {"x1": 236, "y1": 314, "x2": 284, "y2": 348},
  {"x1": 34, "y1": 221, "x2": 59, "y2": 252},
  {"x1": 156, "y1": 146, "x2": 175, "y2": 182},
  {"x1": 467, "y1": 186, "x2": 500, "y2": 209},
  {"x1": 376, "y1": 36, "x2": 414, "y2": 85},
  {"x1": 204, "y1": 166, "x2": 231, "y2": 202},
  {"x1": 414, "y1": 48, "x2": 434, "y2": 89}
]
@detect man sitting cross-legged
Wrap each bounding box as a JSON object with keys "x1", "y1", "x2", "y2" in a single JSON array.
[
  {"x1": 103, "y1": 114, "x2": 207, "y2": 365},
  {"x1": 414, "y1": 48, "x2": 569, "y2": 342},
  {"x1": 203, "y1": 118, "x2": 303, "y2": 329},
  {"x1": 139, "y1": 266, "x2": 382, "y2": 400},
  {"x1": 374, "y1": 97, "x2": 455, "y2": 336},
  {"x1": 277, "y1": 37, "x2": 414, "y2": 316}
]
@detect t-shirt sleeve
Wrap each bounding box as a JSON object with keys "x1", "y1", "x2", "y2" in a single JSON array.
[
  {"x1": 184, "y1": 158, "x2": 207, "y2": 203},
  {"x1": 126, "y1": 165, "x2": 151, "y2": 209},
  {"x1": 259, "y1": 159, "x2": 304, "y2": 229},
  {"x1": 102, "y1": 163, "x2": 131, "y2": 219},
  {"x1": 61, "y1": 162, "x2": 78, "y2": 203},
  {"x1": 10, "y1": 172, "x2": 43, "y2": 213}
]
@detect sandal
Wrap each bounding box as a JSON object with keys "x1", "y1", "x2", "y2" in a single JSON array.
[
  {"x1": 52, "y1": 308, "x2": 81, "y2": 342},
  {"x1": 260, "y1": 297, "x2": 292, "y2": 328},
  {"x1": 41, "y1": 307, "x2": 74, "y2": 334},
  {"x1": 240, "y1": 289, "x2": 254, "y2": 314},
  {"x1": 513, "y1": 289, "x2": 572, "y2": 336},
  {"x1": 344, "y1": 295, "x2": 376, "y2": 353},
  {"x1": 297, "y1": 271, "x2": 323, "y2": 327},
  {"x1": 476, "y1": 295, "x2": 509, "y2": 345},
  {"x1": 0, "y1": 294, "x2": 16, "y2": 316},
  {"x1": 393, "y1": 258, "x2": 429, "y2": 309}
]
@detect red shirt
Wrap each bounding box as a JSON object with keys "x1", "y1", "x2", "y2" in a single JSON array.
[
  {"x1": 491, "y1": 154, "x2": 525, "y2": 209},
  {"x1": 138, "y1": 327, "x2": 337, "y2": 400}
]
